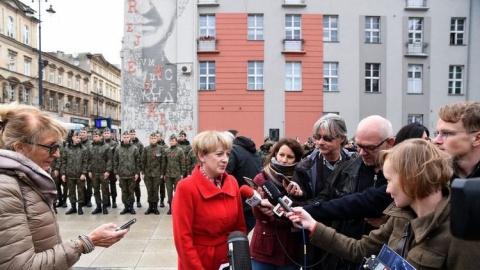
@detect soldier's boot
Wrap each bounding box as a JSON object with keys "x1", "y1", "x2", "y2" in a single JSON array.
[
  {"x1": 61, "y1": 200, "x2": 68, "y2": 208},
  {"x1": 167, "y1": 203, "x2": 172, "y2": 215},
  {"x1": 136, "y1": 198, "x2": 142, "y2": 208},
  {"x1": 77, "y1": 203, "x2": 84, "y2": 215},
  {"x1": 153, "y1": 202, "x2": 160, "y2": 215},
  {"x1": 159, "y1": 198, "x2": 165, "y2": 208},
  {"x1": 102, "y1": 204, "x2": 109, "y2": 215},
  {"x1": 144, "y1": 203, "x2": 153, "y2": 215},
  {"x1": 65, "y1": 203, "x2": 77, "y2": 215},
  {"x1": 85, "y1": 201, "x2": 92, "y2": 207},
  {"x1": 120, "y1": 204, "x2": 130, "y2": 215},
  {"x1": 129, "y1": 203, "x2": 136, "y2": 214},
  {"x1": 55, "y1": 199, "x2": 63, "y2": 208},
  {"x1": 53, "y1": 205, "x2": 58, "y2": 214},
  {"x1": 92, "y1": 205, "x2": 102, "y2": 214},
  {"x1": 105, "y1": 199, "x2": 111, "y2": 208},
  {"x1": 112, "y1": 198, "x2": 117, "y2": 209}
]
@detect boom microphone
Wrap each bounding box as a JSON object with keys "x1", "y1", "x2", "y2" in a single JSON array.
[
  {"x1": 261, "y1": 180, "x2": 294, "y2": 213},
  {"x1": 227, "y1": 231, "x2": 252, "y2": 270},
  {"x1": 239, "y1": 185, "x2": 262, "y2": 207}
]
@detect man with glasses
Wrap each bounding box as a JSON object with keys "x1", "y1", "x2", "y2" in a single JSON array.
[
  {"x1": 60, "y1": 131, "x2": 89, "y2": 215},
  {"x1": 432, "y1": 101, "x2": 480, "y2": 179}
]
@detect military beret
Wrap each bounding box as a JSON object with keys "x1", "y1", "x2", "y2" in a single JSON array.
[
  {"x1": 169, "y1": 134, "x2": 177, "y2": 140},
  {"x1": 103, "y1": 127, "x2": 111, "y2": 132},
  {"x1": 150, "y1": 133, "x2": 157, "y2": 138},
  {"x1": 123, "y1": 131, "x2": 130, "y2": 136},
  {"x1": 156, "y1": 130, "x2": 163, "y2": 136},
  {"x1": 179, "y1": 130, "x2": 186, "y2": 136},
  {"x1": 129, "y1": 129, "x2": 136, "y2": 133},
  {"x1": 80, "y1": 127, "x2": 88, "y2": 131},
  {"x1": 73, "y1": 130, "x2": 81, "y2": 136},
  {"x1": 92, "y1": 129, "x2": 102, "y2": 136}
]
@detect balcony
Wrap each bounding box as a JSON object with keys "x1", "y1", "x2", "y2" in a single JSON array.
[
  {"x1": 282, "y1": 0, "x2": 306, "y2": 7},
  {"x1": 282, "y1": 39, "x2": 305, "y2": 53},
  {"x1": 405, "y1": 0, "x2": 428, "y2": 10},
  {"x1": 405, "y1": 42, "x2": 429, "y2": 57},
  {"x1": 197, "y1": 0, "x2": 219, "y2": 6},
  {"x1": 197, "y1": 36, "x2": 218, "y2": 52}
]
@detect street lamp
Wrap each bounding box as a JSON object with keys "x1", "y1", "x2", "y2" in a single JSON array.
[{"x1": 25, "y1": 1, "x2": 56, "y2": 110}]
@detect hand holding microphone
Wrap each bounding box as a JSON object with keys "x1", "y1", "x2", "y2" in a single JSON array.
[{"x1": 240, "y1": 185, "x2": 275, "y2": 216}]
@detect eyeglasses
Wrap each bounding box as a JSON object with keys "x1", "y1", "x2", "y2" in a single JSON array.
[
  {"x1": 26, "y1": 142, "x2": 61, "y2": 156},
  {"x1": 433, "y1": 130, "x2": 478, "y2": 140},
  {"x1": 354, "y1": 138, "x2": 389, "y2": 152},
  {"x1": 312, "y1": 134, "x2": 337, "y2": 142}
]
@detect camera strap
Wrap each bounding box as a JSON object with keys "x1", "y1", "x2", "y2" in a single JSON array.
[{"x1": 395, "y1": 222, "x2": 411, "y2": 258}]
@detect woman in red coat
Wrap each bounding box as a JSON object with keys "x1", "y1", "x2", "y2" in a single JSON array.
[{"x1": 172, "y1": 130, "x2": 247, "y2": 270}]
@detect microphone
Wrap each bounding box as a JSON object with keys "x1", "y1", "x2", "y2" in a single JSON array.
[
  {"x1": 227, "y1": 231, "x2": 252, "y2": 270},
  {"x1": 239, "y1": 185, "x2": 262, "y2": 207},
  {"x1": 261, "y1": 180, "x2": 294, "y2": 214}
]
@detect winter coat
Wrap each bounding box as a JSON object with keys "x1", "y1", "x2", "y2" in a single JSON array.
[
  {"x1": 114, "y1": 142, "x2": 140, "y2": 178},
  {"x1": 172, "y1": 165, "x2": 246, "y2": 270},
  {"x1": 177, "y1": 139, "x2": 192, "y2": 156},
  {"x1": 0, "y1": 150, "x2": 81, "y2": 269},
  {"x1": 309, "y1": 188, "x2": 480, "y2": 269},
  {"x1": 141, "y1": 143, "x2": 165, "y2": 177},
  {"x1": 250, "y1": 172, "x2": 301, "y2": 266},
  {"x1": 60, "y1": 143, "x2": 89, "y2": 178},
  {"x1": 88, "y1": 140, "x2": 113, "y2": 174},
  {"x1": 131, "y1": 138, "x2": 144, "y2": 156}
]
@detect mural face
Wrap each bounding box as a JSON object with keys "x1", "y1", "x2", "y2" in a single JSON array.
[{"x1": 123, "y1": 0, "x2": 193, "y2": 142}]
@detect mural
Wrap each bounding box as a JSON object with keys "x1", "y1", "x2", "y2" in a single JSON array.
[{"x1": 122, "y1": 0, "x2": 193, "y2": 142}]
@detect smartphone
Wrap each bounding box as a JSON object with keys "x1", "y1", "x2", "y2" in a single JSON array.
[
  {"x1": 243, "y1": 176, "x2": 256, "y2": 188},
  {"x1": 116, "y1": 218, "x2": 137, "y2": 231}
]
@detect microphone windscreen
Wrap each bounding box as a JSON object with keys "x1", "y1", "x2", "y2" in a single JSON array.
[
  {"x1": 261, "y1": 180, "x2": 282, "y2": 204},
  {"x1": 239, "y1": 185, "x2": 254, "y2": 198},
  {"x1": 227, "y1": 231, "x2": 252, "y2": 270}
]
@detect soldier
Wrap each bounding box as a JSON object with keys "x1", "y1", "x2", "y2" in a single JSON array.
[
  {"x1": 114, "y1": 131, "x2": 141, "y2": 215},
  {"x1": 103, "y1": 127, "x2": 119, "y2": 208},
  {"x1": 156, "y1": 131, "x2": 167, "y2": 147},
  {"x1": 185, "y1": 148, "x2": 198, "y2": 176},
  {"x1": 88, "y1": 129, "x2": 113, "y2": 215},
  {"x1": 164, "y1": 134, "x2": 185, "y2": 215},
  {"x1": 51, "y1": 143, "x2": 67, "y2": 211},
  {"x1": 79, "y1": 126, "x2": 93, "y2": 207},
  {"x1": 61, "y1": 131, "x2": 89, "y2": 215},
  {"x1": 141, "y1": 133, "x2": 166, "y2": 215},
  {"x1": 155, "y1": 131, "x2": 168, "y2": 207},
  {"x1": 129, "y1": 129, "x2": 144, "y2": 208},
  {"x1": 177, "y1": 130, "x2": 192, "y2": 154}
]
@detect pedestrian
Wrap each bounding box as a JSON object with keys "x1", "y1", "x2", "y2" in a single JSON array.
[
  {"x1": 0, "y1": 103, "x2": 129, "y2": 268},
  {"x1": 114, "y1": 131, "x2": 141, "y2": 215},
  {"x1": 164, "y1": 134, "x2": 185, "y2": 215},
  {"x1": 141, "y1": 133, "x2": 166, "y2": 215},
  {"x1": 61, "y1": 130, "x2": 89, "y2": 215},
  {"x1": 172, "y1": 130, "x2": 246, "y2": 270},
  {"x1": 88, "y1": 129, "x2": 113, "y2": 215}
]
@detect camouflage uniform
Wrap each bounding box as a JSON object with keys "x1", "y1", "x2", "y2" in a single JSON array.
[
  {"x1": 131, "y1": 137, "x2": 144, "y2": 206},
  {"x1": 156, "y1": 139, "x2": 168, "y2": 207},
  {"x1": 114, "y1": 142, "x2": 140, "y2": 212},
  {"x1": 164, "y1": 144, "x2": 185, "y2": 211},
  {"x1": 81, "y1": 138, "x2": 93, "y2": 206},
  {"x1": 51, "y1": 145, "x2": 67, "y2": 208},
  {"x1": 104, "y1": 137, "x2": 119, "y2": 207},
  {"x1": 141, "y1": 141, "x2": 166, "y2": 214},
  {"x1": 60, "y1": 143, "x2": 88, "y2": 214},
  {"x1": 185, "y1": 148, "x2": 198, "y2": 176},
  {"x1": 88, "y1": 139, "x2": 113, "y2": 214}
]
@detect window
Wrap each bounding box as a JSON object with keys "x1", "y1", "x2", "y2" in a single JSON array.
[
  {"x1": 24, "y1": 59, "x2": 31, "y2": 76},
  {"x1": 75, "y1": 78, "x2": 80, "y2": 91},
  {"x1": 365, "y1": 16, "x2": 380, "y2": 43},
  {"x1": 8, "y1": 53, "x2": 16, "y2": 71},
  {"x1": 58, "y1": 73, "x2": 63, "y2": 85},
  {"x1": 247, "y1": 61, "x2": 264, "y2": 90},
  {"x1": 7, "y1": 17, "x2": 14, "y2": 38},
  {"x1": 365, "y1": 63, "x2": 380, "y2": 92},
  {"x1": 248, "y1": 15, "x2": 264, "y2": 40},
  {"x1": 83, "y1": 104, "x2": 88, "y2": 116},
  {"x1": 448, "y1": 65, "x2": 463, "y2": 95},
  {"x1": 23, "y1": 25, "x2": 29, "y2": 45},
  {"x1": 199, "y1": 15, "x2": 216, "y2": 37},
  {"x1": 285, "y1": 15, "x2": 301, "y2": 40},
  {"x1": 9, "y1": 84, "x2": 15, "y2": 101},
  {"x1": 199, "y1": 61, "x2": 216, "y2": 90},
  {"x1": 323, "y1": 15, "x2": 338, "y2": 42},
  {"x1": 67, "y1": 75, "x2": 73, "y2": 88},
  {"x1": 49, "y1": 97, "x2": 54, "y2": 110},
  {"x1": 49, "y1": 69, "x2": 55, "y2": 83},
  {"x1": 450, "y1": 18, "x2": 465, "y2": 45},
  {"x1": 323, "y1": 62, "x2": 338, "y2": 91},
  {"x1": 407, "y1": 64, "x2": 423, "y2": 94},
  {"x1": 24, "y1": 89, "x2": 30, "y2": 104},
  {"x1": 285, "y1": 61, "x2": 302, "y2": 91},
  {"x1": 84, "y1": 81, "x2": 89, "y2": 93},
  {"x1": 407, "y1": 114, "x2": 423, "y2": 125},
  {"x1": 408, "y1": 18, "x2": 423, "y2": 44}
]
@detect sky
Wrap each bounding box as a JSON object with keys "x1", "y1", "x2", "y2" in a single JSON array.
[{"x1": 20, "y1": 0, "x2": 125, "y2": 66}]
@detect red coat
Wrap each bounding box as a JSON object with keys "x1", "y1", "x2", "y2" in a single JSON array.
[{"x1": 173, "y1": 165, "x2": 247, "y2": 270}]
